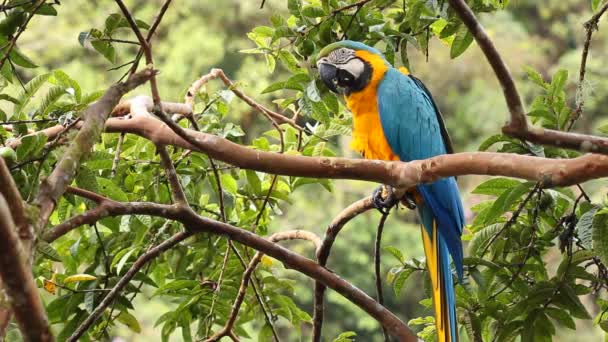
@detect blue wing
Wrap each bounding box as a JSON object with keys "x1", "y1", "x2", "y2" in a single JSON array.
[{"x1": 377, "y1": 67, "x2": 465, "y2": 277}]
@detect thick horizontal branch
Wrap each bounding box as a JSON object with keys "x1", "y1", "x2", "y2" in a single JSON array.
[
  {"x1": 43, "y1": 201, "x2": 415, "y2": 340},
  {"x1": 448, "y1": 0, "x2": 608, "y2": 154},
  {"x1": 12, "y1": 113, "x2": 608, "y2": 189},
  {"x1": 0, "y1": 195, "x2": 53, "y2": 342},
  {"x1": 33, "y1": 68, "x2": 155, "y2": 232}
]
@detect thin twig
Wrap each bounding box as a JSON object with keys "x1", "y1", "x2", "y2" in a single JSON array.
[
  {"x1": 111, "y1": 132, "x2": 126, "y2": 178},
  {"x1": 567, "y1": 1, "x2": 608, "y2": 130}
]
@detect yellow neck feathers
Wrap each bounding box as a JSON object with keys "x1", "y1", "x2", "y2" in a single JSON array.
[{"x1": 345, "y1": 50, "x2": 398, "y2": 161}]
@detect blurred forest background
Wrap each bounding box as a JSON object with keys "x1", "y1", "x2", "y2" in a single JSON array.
[{"x1": 6, "y1": 0, "x2": 608, "y2": 340}]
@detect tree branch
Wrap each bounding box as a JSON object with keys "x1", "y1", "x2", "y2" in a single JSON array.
[
  {"x1": 41, "y1": 200, "x2": 416, "y2": 340},
  {"x1": 33, "y1": 68, "x2": 155, "y2": 232},
  {"x1": 156, "y1": 145, "x2": 187, "y2": 205},
  {"x1": 13, "y1": 110, "x2": 608, "y2": 189},
  {"x1": 448, "y1": 0, "x2": 608, "y2": 154},
  {"x1": 375, "y1": 211, "x2": 390, "y2": 342},
  {"x1": 313, "y1": 196, "x2": 374, "y2": 341},
  {"x1": 0, "y1": 194, "x2": 53, "y2": 342},
  {"x1": 67, "y1": 230, "x2": 193, "y2": 342},
  {"x1": 0, "y1": 158, "x2": 30, "y2": 240},
  {"x1": 115, "y1": 0, "x2": 162, "y2": 106},
  {"x1": 567, "y1": 1, "x2": 608, "y2": 130},
  {"x1": 205, "y1": 230, "x2": 321, "y2": 341}
]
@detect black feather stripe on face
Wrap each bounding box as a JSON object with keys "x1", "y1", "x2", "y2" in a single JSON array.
[{"x1": 341, "y1": 60, "x2": 372, "y2": 95}]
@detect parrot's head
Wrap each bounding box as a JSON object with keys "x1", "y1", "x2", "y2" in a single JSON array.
[{"x1": 315, "y1": 40, "x2": 388, "y2": 95}]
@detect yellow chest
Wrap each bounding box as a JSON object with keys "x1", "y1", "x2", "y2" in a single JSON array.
[{"x1": 345, "y1": 51, "x2": 401, "y2": 161}]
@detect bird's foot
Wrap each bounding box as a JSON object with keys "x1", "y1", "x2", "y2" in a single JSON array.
[
  {"x1": 372, "y1": 185, "x2": 398, "y2": 214},
  {"x1": 401, "y1": 191, "x2": 417, "y2": 210}
]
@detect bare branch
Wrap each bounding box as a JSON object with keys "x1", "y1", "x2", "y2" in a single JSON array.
[
  {"x1": 0, "y1": 194, "x2": 53, "y2": 342},
  {"x1": 448, "y1": 0, "x2": 608, "y2": 154},
  {"x1": 156, "y1": 145, "x2": 187, "y2": 205},
  {"x1": 313, "y1": 196, "x2": 374, "y2": 341},
  {"x1": 33, "y1": 68, "x2": 155, "y2": 232},
  {"x1": 13, "y1": 112, "x2": 608, "y2": 189},
  {"x1": 186, "y1": 69, "x2": 304, "y2": 132},
  {"x1": 375, "y1": 212, "x2": 390, "y2": 342},
  {"x1": 115, "y1": 0, "x2": 160, "y2": 103},
  {"x1": 568, "y1": 1, "x2": 608, "y2": 130},
  {"x1": 447, "y1": 0, "x2": 525, "y2": 129},
  {"x1": 68, "y1": 231, "x2": 193, "y2": 342}
]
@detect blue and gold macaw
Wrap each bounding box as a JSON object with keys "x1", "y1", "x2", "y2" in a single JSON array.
[{"x1": 316, "y1": 41, "x2": 464, "y2": 341}]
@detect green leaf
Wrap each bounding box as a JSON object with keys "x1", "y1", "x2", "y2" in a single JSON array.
[
  {"x1": 593, "y1": 0, "x2": 602, "y2": 11},
  {"x1": 35, "y1": 4, "x2": 58, "y2": 16},
  {"x1": 525, "y1": 66, "x2": 548, "y2": 88},
  {"x1": 468, "y1": 223, "x2": 502, "y2": 256},
  {"x1": 593, "y1": 208, "x2": 608, "y2": 266},
  {"x1": 97, "y1": 177, "x2": 128, "y2": 201},
  {"x1": 577, "y1": 206, "x2": 600, "y2": 249},
  {"x1": 14, "y1": 73, "x2": 51, "y2": 115},
  {"x1": 393, "y1": 268, "x2": 414, "y2": 295},
  {"x1": 450, "y1": 25, "x2": 474, "y2": 58},
  {"x1": 91, "y1": 40, "x2": 117, "y2": 63},
  {"x1": 333, "y1": 331, "x2": 357, "y2": 342},
  {"x1": 558, "y1": 284, "x2": 591, "y2": 319},
  {"x1": 220, "y1": 173, "x2": 238, "y2": 194},
  {"x1": 0, "y1": 93, "x2": 20, "y2": 104},
  {"x1": 116, "y1": 310, "x2": 142, "y2": 333},
  {"x1": 301, "y1": 5, "x2": 326, "y2": 17},
  {"x1": 546, "y1": 307, "x2": 576, "y2": 329},
  {"x1": 10, "y1": 47, "x2": 37, "y2": 68},
  {"x1": 483, "y1": 182, "x2": 533, "y2": 224},
  {"x1": 246, "y1": 170, "x2": 262, "y2": 194},
  {"x1": 383, "y1": 246, "x2": 405, "y2": 263},
  {"x1": 36, "y1": 240, "x2": 62, "y2": 262},
  {"x1": 472, "y1": 178, "x2": 522, "y2": 196},
  {"x1": 114, "y1": 247, "x2": 137, "y2": 275}
]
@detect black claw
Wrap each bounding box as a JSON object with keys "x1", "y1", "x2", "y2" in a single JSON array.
[
  {"x1": 402, "y1": 192, "x2": 417, "y2": 210},
  {"x1": 372, "y1": 185, "x2": 397, "y2": 214}
]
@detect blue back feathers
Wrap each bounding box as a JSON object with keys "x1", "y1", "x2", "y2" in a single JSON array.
[{"x1": 377, "y1": 68, "x2": 465, "y2": 278}]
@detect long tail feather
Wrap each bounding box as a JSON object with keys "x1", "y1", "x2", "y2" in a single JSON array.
[{"x1": 421, "y1": 216, "x2": 458, "y2": 342}]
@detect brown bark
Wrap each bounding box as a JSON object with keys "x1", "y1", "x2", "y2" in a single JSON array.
[
  {"x1": 33, "y1": 68, "x2": 155, "y2": 232},
  {"x1": 0, "y1": 194, "x2": 53, "y2": 342}
]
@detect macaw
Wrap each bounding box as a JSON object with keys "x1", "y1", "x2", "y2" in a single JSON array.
[{"x1": 315, "y1": 40, "x2": 464, "y2": 342}]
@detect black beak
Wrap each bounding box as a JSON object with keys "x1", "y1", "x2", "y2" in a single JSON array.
[{"x1": 318, "y1": 62, "x2": 339, "y2": 94}]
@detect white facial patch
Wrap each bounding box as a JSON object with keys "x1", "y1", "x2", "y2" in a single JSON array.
[{"x1": 339, "y1": 58, "x2": 365, "y2": 79}]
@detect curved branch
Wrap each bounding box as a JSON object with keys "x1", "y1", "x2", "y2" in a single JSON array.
[
  {"x1": 205, "y1": 230, "x2": 321, "y2": 342},
  {"x1": 42, "y1": 201, "x2": 416, "y2": 340},
  {"x1": 448, "y1": 0, "x2": 608, "y2": 154},
  {"x1": 0, "y1": 194, "x2": 53, "y2": 342},
  {"x1": 313, "y1": 196, "x2": 374, "y2": 341}
]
